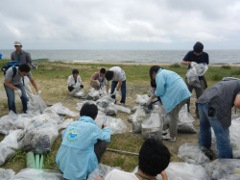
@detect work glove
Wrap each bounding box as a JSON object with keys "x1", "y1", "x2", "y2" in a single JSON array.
[
  {"x1": 80, "y1": 84, "x2": 84, "y2": 89},
  {"x1": 146, "y1": 97, "x2": 152, "y2": 106},
  {"x1": 16, "y1": 89, "x2": 22, "y2": 97},
  {"x1": 113, "y1": 88, "x2": 120, "y2": 96}
]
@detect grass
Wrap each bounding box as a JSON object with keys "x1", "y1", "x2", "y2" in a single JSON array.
[{"x1": 0, "y1": 59, "x2": 240, "y2": 173}]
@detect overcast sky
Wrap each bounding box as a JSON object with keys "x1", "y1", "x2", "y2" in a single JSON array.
[{"x1": 1, "y1": 0, "x2": 240, "y2": 50}]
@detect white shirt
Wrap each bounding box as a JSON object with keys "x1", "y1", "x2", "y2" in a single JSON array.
[
  {"x1": 105, "y1": 169, "x2": 138, "y2": 180},
  {"x1": 109, "y1": 66, "x2": 126, "y2": 81},
  {"x1": 67, "y1": 75, "x2": 82, "y2": 87}
]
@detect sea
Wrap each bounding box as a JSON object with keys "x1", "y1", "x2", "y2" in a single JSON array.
[{"x1": 1, "y1": 49, "x2": 240, "y2": 64}]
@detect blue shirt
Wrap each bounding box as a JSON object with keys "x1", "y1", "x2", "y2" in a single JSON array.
[
  {"x1": 56, "y1": 116, "x2": 111, "y2": 180},
  {"x1": 155, "y1": 69, "x2": 191, "y2": 113}
]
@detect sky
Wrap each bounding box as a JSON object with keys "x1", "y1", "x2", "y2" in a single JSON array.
[{"x1": 1, "y1": 0, "x2": 240, "y2": 50}]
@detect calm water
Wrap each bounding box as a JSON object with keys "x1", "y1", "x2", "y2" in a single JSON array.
[{"x1": 1, "y1": 49, "x2": 240, "y2": 64}]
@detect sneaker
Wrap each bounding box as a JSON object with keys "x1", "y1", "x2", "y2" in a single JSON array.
[
  {"x1": 200, "y1": 147, "x2": 214, "y2": 160},
  {"x1": 162, "y1": 129, "x2": 169, "y2": 135},
  {"x1": 162, "y1": 133, "x2": 176, "y2": 142},
  {"x1": 120, "y1": 103, "x2": 125, "y2": 107}
]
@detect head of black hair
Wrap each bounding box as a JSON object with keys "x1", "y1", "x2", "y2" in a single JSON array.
[
  {"x1": 80, "y1": 103, "x2": 98, "y2": 119},
  {"x1": 72, "y1": 69, "x2": 79, "y2": 75},
  {"x1": 19, "y1": 64, "x2": 31, "y2": 73},
  {"x1": 100, "y1": 68, "x2": 106, "y2": 74},
  {"x1": 193, "y1": 41, "x2": 204, "y2": 53},
  {"x1": 150, "y1": 79, "x2": 156, "y2": 88},
  {"x1": 149, "y1": 66, "x2": 161, "y2": 80},
  {"x1": 138, "y1": 138, "x2": 170, "y2": 176},
  {"x1": 105, "y1": 70, "x2": 114, "y2": 81}
]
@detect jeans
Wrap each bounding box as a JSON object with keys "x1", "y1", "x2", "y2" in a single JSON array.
[
  {"x1": 110, "y1": 80, "x2": 126, "y2": 104},
  {"x1": 198, "y1": 103, "x2": 233, "y2": 158},
  {"x1": 4, "y1": 83, "x2": 29, "y2": 113}
]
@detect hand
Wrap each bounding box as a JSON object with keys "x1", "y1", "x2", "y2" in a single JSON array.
[
  {"x1": 146, "y1": 97, "x2": 152, "y2": 105},
  {"x1": 113, "y1": 89, "x2": 119, "y2": 95},
  {"x1": 16, "y1": 89, "x2": 22, "y2": 97},
  {"x1": 80, "y1": 84, "x2": 84, "y2": 89},
  {"x1": 37, "y1": 90, "x2": 41, "y2": 95}
]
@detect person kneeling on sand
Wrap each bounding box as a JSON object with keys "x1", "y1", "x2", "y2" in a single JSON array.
[
  {"x1": 147, "y1": 65, "x2": 191, "y2": 142},
  {"x1": 90, "y1": 68, "x2": 109, "y2": 93},
  {"x1": 96, "y1": 138, "x2": 170, "y2": 180},
  {"x1": 56, "y1": 103, "x2": 111, "y2": 180},
  {"x1": 67, "y1": 69, "x2": 84, "y2": 96}
]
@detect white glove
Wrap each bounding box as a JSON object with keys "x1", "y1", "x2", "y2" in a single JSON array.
[
  {"x1": 37, "y1": 90, "x2": 41, "y2": 95},
  {"x1": 16, "y1": 89, "x2": 22, "y2": 97},
  {"x1": 113, "y1": 89, "x2": 120, "y2": 95},
  {"x1": 146, "y1": 97, "x2": 152, "y2": 105}
]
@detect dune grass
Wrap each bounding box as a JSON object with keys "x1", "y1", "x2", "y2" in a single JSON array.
[{"x1": 0, "y1": 59, "x2": 239, "y2": 173}]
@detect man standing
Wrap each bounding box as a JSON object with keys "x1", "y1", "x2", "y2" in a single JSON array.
[
  {"x1": 56, "y1": 103, "x2": 111, "y2": 180},
  {"x1": 197, "y1": 78, "x2": 240, "y2": 159},
  {"x1": 148, "y1": 66, "x2": 191, "y2": 141},
  {"x1": 11, "y1": 41, "x2": 36, "y2": 68},
  {"x1": 4, "y1": 64, "x2": 39, "y2": 113},
  {"x1": 181, "y1": 41, "x2": 209, "y2": 116},
  {"x1": 105, "y1": 66, "x2": 126, "y2": 106},
  {"x1": 11, "y1": 41, "x2": 36, "y2": 99}
]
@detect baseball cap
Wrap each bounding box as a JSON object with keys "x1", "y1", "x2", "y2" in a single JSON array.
[{"x1": 14, "y1": 41, "x2": 22, "y2": 46}]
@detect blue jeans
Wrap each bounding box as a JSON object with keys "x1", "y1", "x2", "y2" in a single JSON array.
[
  {"x1": 110, "y1": 80, "x2": 126, "y2": 104},
  {"x1": 198, "y1": 103, "x2": 233, "y2": 158},
  {"x1": 4, "y1": 83, "x2": 29, "y2": 113}
]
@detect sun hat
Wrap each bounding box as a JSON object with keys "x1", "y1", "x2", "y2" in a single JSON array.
[{"x1": 14, "y1": 41, "x2": 22, "y2": 46}]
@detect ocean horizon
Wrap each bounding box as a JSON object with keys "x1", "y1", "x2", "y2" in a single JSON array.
[{"x1": 1, "y1": 49, "x2": 240, "y2": 64}]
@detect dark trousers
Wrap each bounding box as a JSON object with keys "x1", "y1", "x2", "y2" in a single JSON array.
[{"x1": 94, "y1": 140, "x2": 108, "y2": 163}]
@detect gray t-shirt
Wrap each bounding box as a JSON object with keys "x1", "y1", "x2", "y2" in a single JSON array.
[
  {"x1": 197, "y1": 79, "x2": 240, "y2": 127},
  {"x1": 109, "y1": 66, "x2": 126, "y2": 81},
  {"x1": 4, "y1": 67, "x2": 32, "y2": 85},
  {"x1": 11, "y1": 50, "x2": 32, "y2": 65}
]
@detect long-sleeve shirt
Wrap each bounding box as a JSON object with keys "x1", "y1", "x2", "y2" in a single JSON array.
[
  {"x1": 67, "y1": 75, "x2": 82, "y2": 87},
  {"x1": 155, "y1": 68, "x2": 191, "y2": 113},
  {"x1": 56, "y1": 116, "x2": 111, "y2": 180},
  {"x1": 197, "y1": 79, "x2": 240, "y2": 128}
]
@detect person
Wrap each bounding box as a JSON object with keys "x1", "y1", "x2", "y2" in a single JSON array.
[
  {"x1": 97, "y1": 138, "x2": 170, "y2": 180},
  {"x1": 181, "y1": 41, "x2": 209, "y2": 116},
  {"x1": 148, "y1": 66, "x2": 191, "y2": 141},
  {"x1": 4, "y1": 64, "x2": 39, "y2": 113},
  {"x1": 56, "y1": 103, "x2": 111, "y2": 180},
  {"x1": 67, "y1": 69, "x2": 84, "y2": 96},
  {"x1": 11, "y1": 41, "x2": 36, "y2": 68},
  {"x1": 197, "y1": 78, "x2": 240, "y2": 159},
  {"x1": 105, "y1": 66, "x2": 126, "y2": 106},
  {"x1": 90, "y1": 68, "x2": 109, "y2": 93}
]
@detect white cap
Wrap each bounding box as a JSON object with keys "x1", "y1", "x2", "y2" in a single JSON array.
[{"x1": 14, "y1": 41, "x2": 22, "y2": 46}]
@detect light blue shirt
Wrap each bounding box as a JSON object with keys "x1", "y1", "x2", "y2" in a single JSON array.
[
  {"x1": 56, "y1": 116, "x2": 111, "y2": 180},
  {"x1": 155, "y1": 69, "x2": 191, "y2": 113}
]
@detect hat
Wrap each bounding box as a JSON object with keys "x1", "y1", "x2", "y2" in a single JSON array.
[
  {"x1": 193, "y1": 42, "x2": 204, "y2": 53},
  {"x1": 14, "y1": 41, "x2": 22, "y2": 46}
]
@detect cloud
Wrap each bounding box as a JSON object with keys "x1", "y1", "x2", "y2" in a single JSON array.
[{"x1": 0, "y1": 0, "x2": 240, "y2": 49}]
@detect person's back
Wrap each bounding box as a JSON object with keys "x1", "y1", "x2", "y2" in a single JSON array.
[
  {"x1": 56, "y1": 103, "x2": 111, "y2": 180},
  {"x1": 104, "y1": 138, "x2": 170, "y2": 180}
]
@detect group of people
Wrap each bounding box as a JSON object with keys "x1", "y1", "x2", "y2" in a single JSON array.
[
  {"x1": 67, "y1": 65, "x2": 127, "y2": 105},
  {"x1": 3, "y1": 41, "x2": 240, "y2": 179}
]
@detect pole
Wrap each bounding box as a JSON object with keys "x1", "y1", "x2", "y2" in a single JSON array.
[{"x1": 106, "y1": 148, "x2": 139, "y2": 156}]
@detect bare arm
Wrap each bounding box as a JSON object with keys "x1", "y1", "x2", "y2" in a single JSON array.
[
  {"x1": 4, "y1": 80, "x2": 18, "y2": 90},
  {"x1": 234, "y1": 94, "x2": 240, "y2": 109},
  {"x1": 181, "y1": 60, "x2": 191, "y2": 66},
  {"x1": 160, "y1": 170, "x2": 168, "y2": 180},
  {"x1": 117, "y1": 80, "x2": 122, "y2": 91},
  {"x1": 29, "y1": 78, "x2": 39, "y2": 92}
]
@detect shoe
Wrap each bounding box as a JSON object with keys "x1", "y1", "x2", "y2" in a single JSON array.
[
  {"x1": 162, "y1": 129, "x2": 169, "y2": 135},
  {"x1": 162, "y1": 133, "x2": 176, "y2": 142},
  {"x1": 120, "y1": 103, "x2": 125, "y2": 107},
  {"x1": 200, "y1": 147, "x2": 214, "y2": 160}
]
